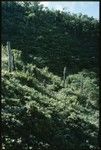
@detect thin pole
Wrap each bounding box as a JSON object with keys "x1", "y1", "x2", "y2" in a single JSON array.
[
  {"x1": 7, "y1": 41, "x2": 13, "y2": 72},
  {"x1": 63, "y1": 66, "x2": 66, "y2": 87}
]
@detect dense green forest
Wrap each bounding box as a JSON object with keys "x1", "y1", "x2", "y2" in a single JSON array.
[
  {"x1": 1, "y1": 1, "x2": 99, "y2": 150},
  {"x1": 1, "y1": 1, "x2": 99, "y2": 75}
]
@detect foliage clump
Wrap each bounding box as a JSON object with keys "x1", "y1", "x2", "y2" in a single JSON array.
[{"x1": 1, "y1": 46, "x2": 99, "y2": 150}]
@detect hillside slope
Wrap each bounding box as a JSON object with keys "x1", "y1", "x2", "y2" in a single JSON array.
[
  {"x1": 1, "y1": 47, "x2": 99, "y2": 150},
  {"x1": 1, "y1": 2, "x2": 99, "y2": 75}
]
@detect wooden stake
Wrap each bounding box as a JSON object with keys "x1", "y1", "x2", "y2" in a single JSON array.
[
  {"x1": 63, "y1": 66, "x2": 66, "y2": 87},
  {"x1": 7, "y1": 41, "x2": 13, "y2": 72}
]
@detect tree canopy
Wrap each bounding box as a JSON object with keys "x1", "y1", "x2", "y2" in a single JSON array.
[{"x1": 1, "y1": 1, "x2": 99, "y2": 76}]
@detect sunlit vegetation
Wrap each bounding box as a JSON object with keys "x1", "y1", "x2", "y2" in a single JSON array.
[{"x1": 1, "y1": 2, "x2": 99, "y2": 150}]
